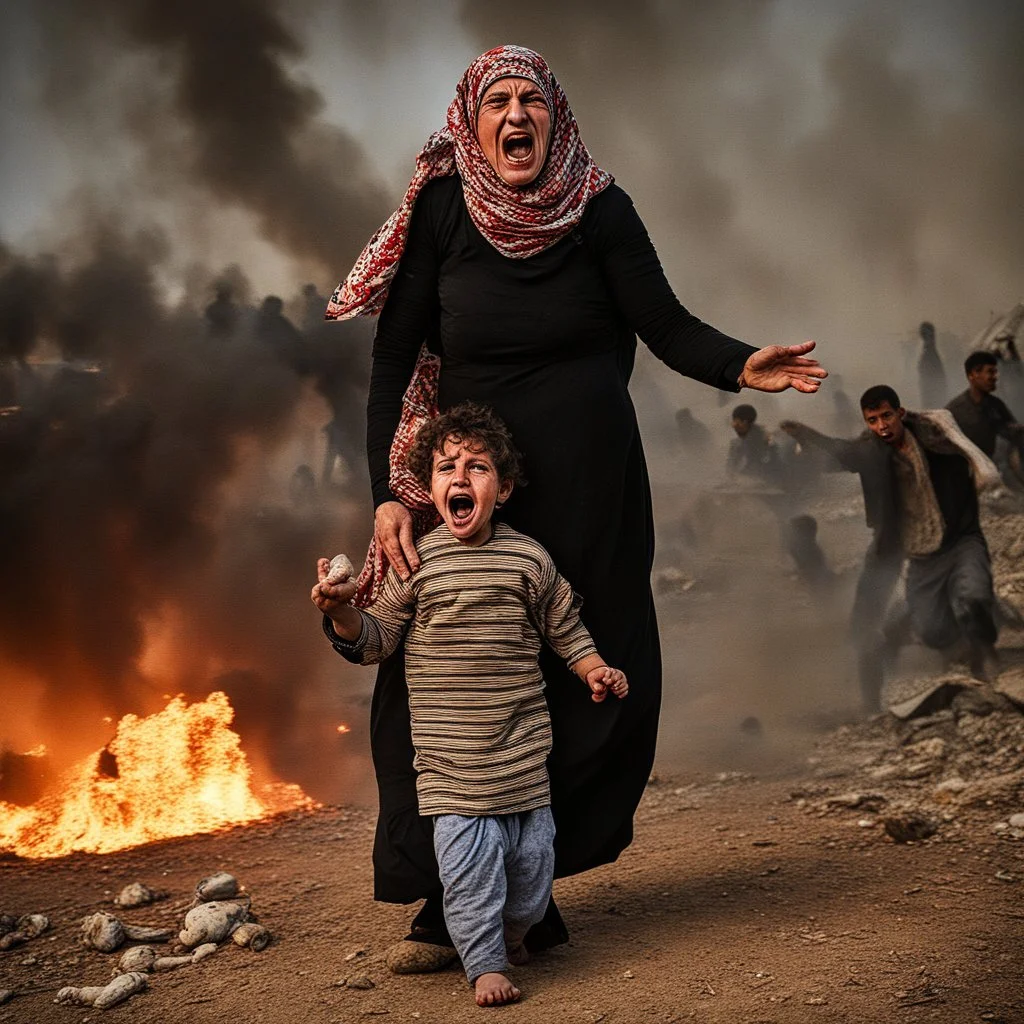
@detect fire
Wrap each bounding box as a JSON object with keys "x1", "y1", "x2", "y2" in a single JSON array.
[
  {"x1": 336, "y1": 723, "x2": 351, "y2": 734},
  {"x1": 0, "y1": 692, "x2": 312, "y2": 859}
]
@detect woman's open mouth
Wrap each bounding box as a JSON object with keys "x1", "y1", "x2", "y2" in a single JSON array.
[
  {"x1": 448, "y1": 494, "x2": 476, "y2": 523},
  {"x1": 502, "y1": 132, "x2": 534, "y2": 163}
]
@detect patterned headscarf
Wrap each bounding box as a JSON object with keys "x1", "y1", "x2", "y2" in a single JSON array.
[
  {"x1": 325, "y1": 44, "x2": 612, "y2": 319},
  {"x1": 330, "y1": 46, "x2": 612, "y2": 606}
]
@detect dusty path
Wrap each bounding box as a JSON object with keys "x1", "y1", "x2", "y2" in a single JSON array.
[{"x1": 2, "y1": 764, "x2": 1022, "y2": 1024}]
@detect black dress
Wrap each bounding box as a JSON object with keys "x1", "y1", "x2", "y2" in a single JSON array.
[{"x1": 364, "y1": 177, "x2": 756, "y2": 905}]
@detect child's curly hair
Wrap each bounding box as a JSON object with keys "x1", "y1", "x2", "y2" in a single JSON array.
[{"x1": 405, "y1": 402, "x2": 527, "y2": 491}]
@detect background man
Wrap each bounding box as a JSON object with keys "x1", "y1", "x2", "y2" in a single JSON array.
[
  {"x1": 726, "y1": 404, "x2": 780, "y2": 486},
  {"x1": 946, "y1": 351, "x2": 1024, "y2": 488},
  {"x1": 917, "y1": 320, "x2": 947, "y2": 409},
  {"x1": 781, "y1": 385, "x2": 999, "y2": 712}
]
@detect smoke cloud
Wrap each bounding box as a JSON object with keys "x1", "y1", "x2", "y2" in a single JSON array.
[{"x1": 1, "y1": 1, "x2": 1021, "y2": 800}]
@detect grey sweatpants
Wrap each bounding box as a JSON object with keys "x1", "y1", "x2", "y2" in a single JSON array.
[
  {"x1": 906, "y1": 533, "x2": 996, "y2": 649},
  {"x1": 433, "y1": 807, "x2": 555, "y2": 984}
]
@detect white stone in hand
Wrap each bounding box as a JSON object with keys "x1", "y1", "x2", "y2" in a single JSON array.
[{"x1": 326, "y1": 553, "x2": 355, "y2": 585}]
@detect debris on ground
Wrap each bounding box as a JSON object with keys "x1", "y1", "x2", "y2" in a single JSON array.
[
  {"x1": 55, "y1": 971, "x2": 148, "y2": 1010},
  {"x1": 0, "y1": 913, "x2": 50, "y2": 950},
  {"x1": 113, "y1": 882, "x2": 166, "y2": 909}
]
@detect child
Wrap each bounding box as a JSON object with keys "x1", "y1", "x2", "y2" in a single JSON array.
[{"x1": 311, "y1": 402, "x2": 627, "y2": 1007}]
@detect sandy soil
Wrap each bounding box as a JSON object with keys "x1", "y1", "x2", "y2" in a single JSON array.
[{"x1": 3, "y1": 486, "x2": 1023, "y2": 1023}]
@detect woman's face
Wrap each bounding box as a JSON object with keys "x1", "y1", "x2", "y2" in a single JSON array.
[{"x1": 475, "y1": 76, "x2": 551, "y2": 187}]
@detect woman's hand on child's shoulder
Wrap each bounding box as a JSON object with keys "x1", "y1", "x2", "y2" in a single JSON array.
[
  {"x1": 311, "y1": 557, "x2": 358, "y2": 612},
  {"x1": 585, "y1": 665, "x2": 629, "y2": 702}
]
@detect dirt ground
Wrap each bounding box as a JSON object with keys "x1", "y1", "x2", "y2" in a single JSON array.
[
  {"x1": 2, "y1": 762, "x2": 1022, "y2": 1024},
  {"x1": 3, "y1": 485, "x2": 1023, "y2": 1023}
]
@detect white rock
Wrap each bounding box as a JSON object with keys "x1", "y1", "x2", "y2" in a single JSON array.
[
  {"x1": 54, "y1": 985, "x2": 107, "y2": 1006},
  {"x1": 326, "y1": 553, "x2": 355, "y2": 585},
  {"x1": 113, "y1": 882, "x2": 164, "y2": 909},
  {"x1": 93, "y1": 971, "x2": 147, "y2": 1010},
  {"x1": 195, "y1": 872, "x2": 239, "y2": 902},
  {"x1": 114, "y1": 946, "x2": 157, "y2": 975},
  {"x1": 81, "y1": 913, "x2": 125, "y2": 953},
  {"x1": 179, "y1": 901, "x2": 248, "y2": 949}
]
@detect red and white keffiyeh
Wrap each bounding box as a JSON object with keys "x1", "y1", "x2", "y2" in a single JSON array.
[{"x1": 330, "y1": 45, "x2": 612, "y2": 606}]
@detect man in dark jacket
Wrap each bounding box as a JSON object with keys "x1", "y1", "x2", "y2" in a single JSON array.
[
  {"x1": 781, "y1": 385, "x2": 998, "y2": 712},
  {"x1": 946, "y1": 351, "x2": 1024, "y2": 480}
]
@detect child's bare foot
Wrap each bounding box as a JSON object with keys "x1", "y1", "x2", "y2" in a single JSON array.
[
  {"x1": 506, "y1": 942, "x2": 530, "y2": 966},
  {"x1": 474, "y1": 972, "x2": 521, "y2": 1006}
]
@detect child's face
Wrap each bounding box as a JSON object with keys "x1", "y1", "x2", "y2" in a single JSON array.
[{"x1": 430, "y1": 435, "x2": 513, "y2": 546}]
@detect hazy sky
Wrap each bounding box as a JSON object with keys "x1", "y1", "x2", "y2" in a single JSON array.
[{"x1": 2, "y1": 1, "x2": 1020, "y2": 361}]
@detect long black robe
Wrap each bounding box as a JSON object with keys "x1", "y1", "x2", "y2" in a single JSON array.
[{"x1": 365, "y1": 177, "x2": 756, "y2": 903}]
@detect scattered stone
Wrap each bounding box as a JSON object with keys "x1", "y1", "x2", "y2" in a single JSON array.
[
  {"x1": 933, "y1": 777, "x2": 968, "y2": 801},
  {"x1": 1008, "y1": 813, "x2": 1024, "y2": 828},
  {"x1": 80, "y1": 913, "x2": 125, "y2": 953},
  {"x1": 152, "y1": 955, "x2": 194, "y2": 972},
  {"x1": 114, "y1": 946, "x2": 157, "y2": 975},
  {"x1": 231, "y1": 922, "x2": 270, "y2": 952},
  {"x1": 54, "y1": 985, "x2": 107, "y2": 1006},
  {"x1": 825, "y1": 792, "x2": 887, "y2": 811},
  {"x1": 952, "y1": 686, "x2": 1012, "y2": 719},
  {"x1": 195, "y1": 873, "x2": 240, "y2": 903},
  {"x1": 957, "y1": 771, "x2": 1024, "y2": 808},
  {"x1": 178, "y1": 900, "x2": 249, "y2": 949},
  {"x1": 191, "y1": 943, "x2": 218, "y2": 963},
  {"x1": 345, "y1": 976, "x2": 375, "y2": 990},
  {"x1": 0, "y1": 913, "x2": 50, "y2": 950},
  {"x1": 904, "y1": 737, "x2": 946, "y2": 760},
  {"x1": 55, "y1": 972, "x2": 149, "y2": 1009},
  {"x1": 19, "y1": 955, "x2": 38, "y2": 966},
  {"x1": 94, "y1": 971, "x2": 147, "y2": 1010},
  {"x1": 994, "y1": 668, "x2": 1024, "y2": 709},
  {"x1": 0, "y1": 989, "x2": 12, "y2": 1005},
  {"x1": 622, "y1": 970, "x2": 635, "y2": 979},
  {"x1": 883, "y1": 814, "x2": 939, "y2": 843},
  {"x1": 113, "y1": 882, "x2": 166, "y2": 909}
]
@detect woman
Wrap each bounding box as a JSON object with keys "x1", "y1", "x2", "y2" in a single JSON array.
[{"x1": 326, "y1": 44, "x2": 825, "y2": 970}]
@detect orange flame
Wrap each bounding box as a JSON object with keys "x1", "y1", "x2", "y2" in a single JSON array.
[
  {"x1": 336, "y1": 723, "x2": 350, "y2": 734},
  {"x1": 0, "y1": 692, "x2": 312, "y2": 859}
]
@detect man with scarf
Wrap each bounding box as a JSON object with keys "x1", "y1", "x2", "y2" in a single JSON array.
[{"x1": 782, "y1": 385, "x2": 1000, "y2": 713}]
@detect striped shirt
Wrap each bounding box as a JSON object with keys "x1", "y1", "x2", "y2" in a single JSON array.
[{"x1": 328, "y1": 522, "x2": 597, "y2": 816}]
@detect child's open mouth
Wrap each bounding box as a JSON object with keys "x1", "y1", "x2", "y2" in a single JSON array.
[{"x1": 448, "y1": 494, "x2": 476, "y2": 523}]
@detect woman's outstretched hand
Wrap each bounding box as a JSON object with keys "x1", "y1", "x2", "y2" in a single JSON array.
[
  {"x1": 375, "y1": 501, "x2": 420, "y2": 581},
  {"x1": 739, "y1": 341, "x2": 826, "y2": 394}
]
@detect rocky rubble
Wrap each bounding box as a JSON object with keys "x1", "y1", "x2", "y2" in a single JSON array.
[
  {"x1": 797, "y1": 691, "x2": 1024, "y2": 843},
  {"x1": 0, "y1": 871, "x2": 271, "y2": 1013}
]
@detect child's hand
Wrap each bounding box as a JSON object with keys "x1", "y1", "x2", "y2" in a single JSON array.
[
  {"x1": 311, "y1": 557, "x2": 358, "y2": 614},
  {"x1": 586, "y1": 666, "x2": 628, "y2": 703}
]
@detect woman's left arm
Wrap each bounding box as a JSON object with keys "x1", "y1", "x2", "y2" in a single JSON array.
[{"x1": 593, "y1": 190, "x2": 825, "y2": 393}]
